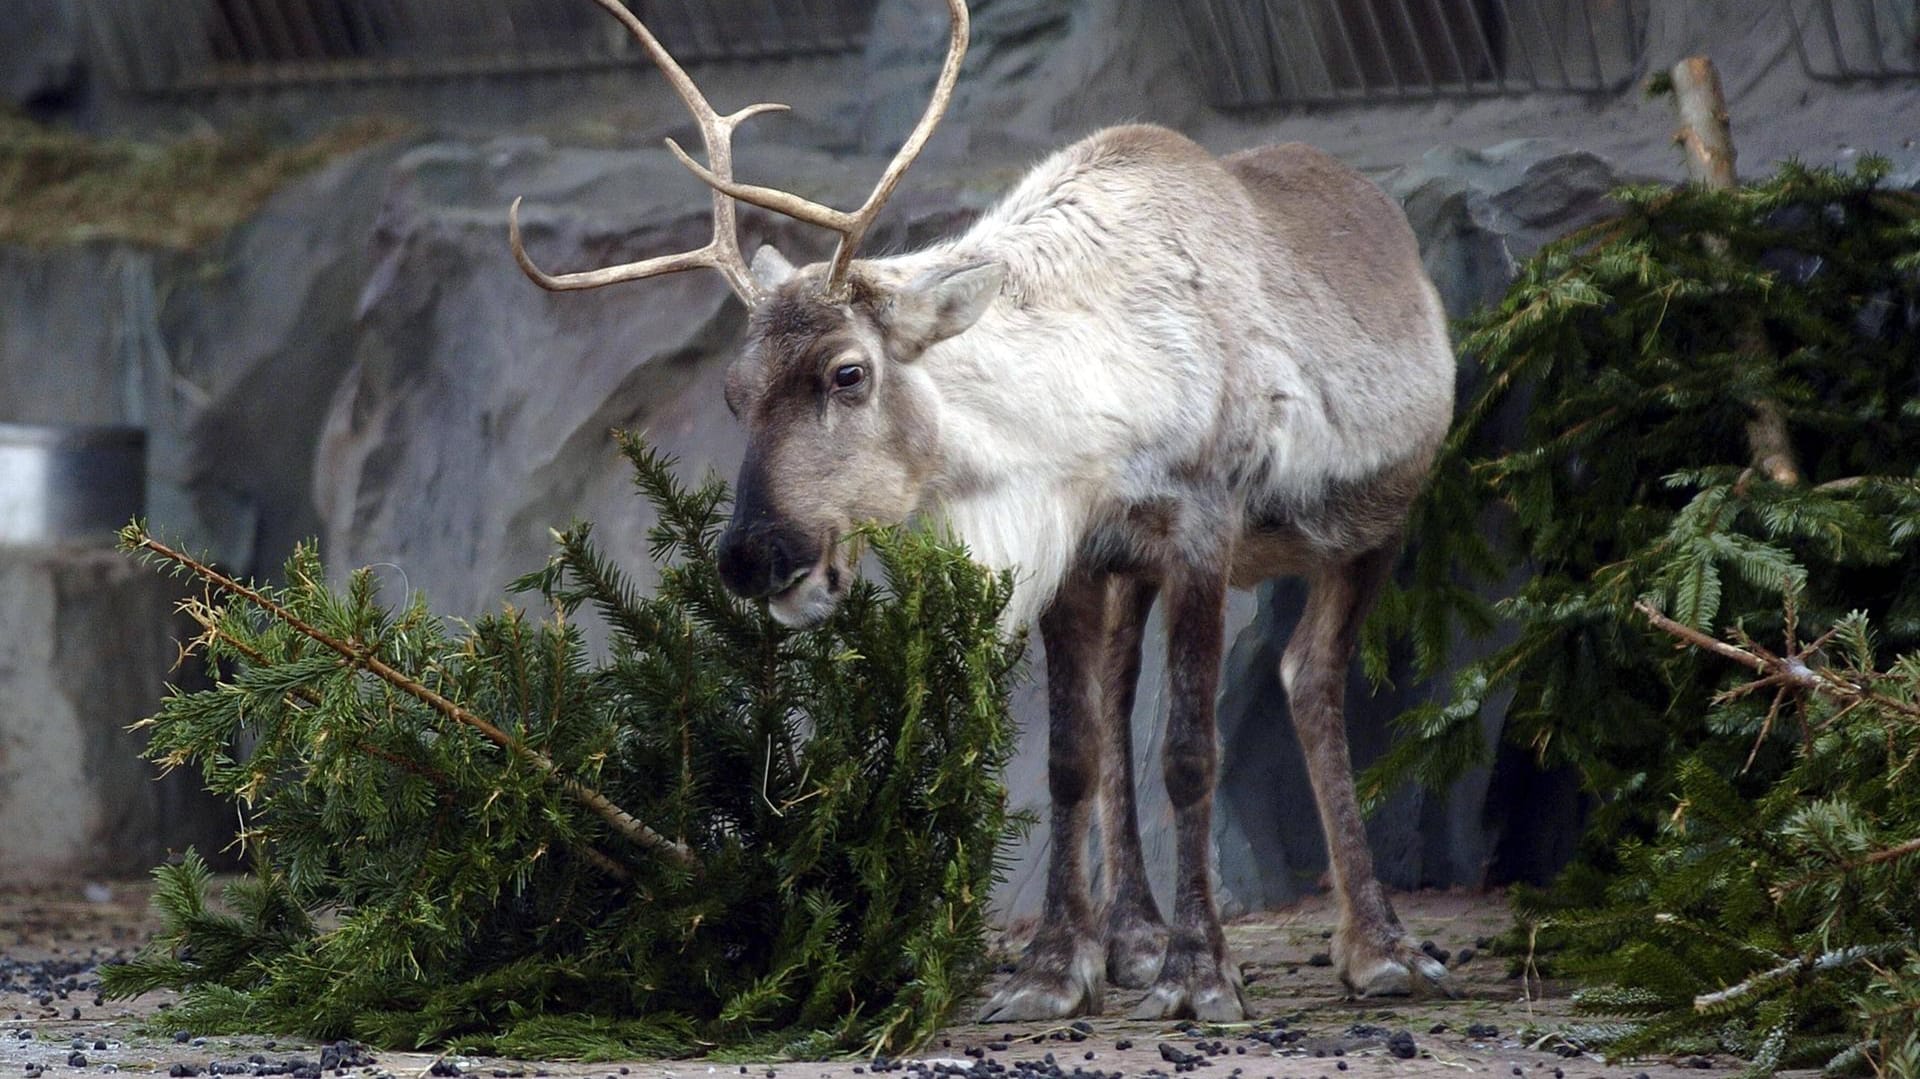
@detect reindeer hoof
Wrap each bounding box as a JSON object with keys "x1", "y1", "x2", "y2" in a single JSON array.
[
  {"x1": 1338, "y1": 934, "x2": 1455, "y2": 999},
  {"x1": 978, "y1": 936, "x2": 1103, "y2": 1022},
  {"x1": 1128, "y1": 935, "x2": 1248, "y2": 1021},
  {"x1": 1105, "y1": 912, "x2": 1169, "y2": 989}
]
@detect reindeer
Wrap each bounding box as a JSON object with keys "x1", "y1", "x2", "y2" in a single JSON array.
[{"x1": 510, "y1": 0, "x2": 1455, "y2": 1021}]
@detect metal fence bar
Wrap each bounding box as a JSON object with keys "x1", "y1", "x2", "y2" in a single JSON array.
[
  {"x1": 1854, "y1": 0, "x2": 1888, "y2": 75},
  {"x1": 756, "y1": 0, "x2": 791, "y2": 59},
  {"x1": 223, "y1": 2, "x2": 272, "y2": 71},
  {"x1": 1424, "y1": 0, "x2": 1477, "y2": 91},
  {"x1": 1486, "y1": 0, "x2": 1543, "y2": 91},
  {"x1": 1240, "y1": 1, "x2": 1280, "y2": 106},
  {"x1": 1460, "y1": 0, "x2": 1510, "y2": 91},
  {"x1": 655, "y1": 0, "x2": 719, "y2": 63},
  {"x1": 88, "y1": 0, "x2": 883, "y2": 95},
  {"x1": 1577, "y1": 0, "x2": 1607, "y2": 84},
  {"x1": 1231, "y1": 1, "x2": 1266, "y2": 106},
  {"x1": 1179, "y1": 0, "x2": 1646, "y2": 109},
  {"x1": 1354, "y1": 1, "x2": 1404, "y2": 96},
  {"x1": 1519, "y1": 0, "x2": 1573, "y2": 88},
  {"x1": 338, "y1": 2, "x2": 383, "y2": 64},
  {"x1": 81, "y1": 5, "x2": 135, "y2": 92},
  {"x1": 1272, "y1": 0, "x2": 1323, "y2": 103},
  {"x1": 1389, "y1": 0, "x2": 1439, "y2": 90},
  {"x1": 308, "y1": 1, "x2": 354, "y2": 60},
  {"x1": 1319, "y1": 1, "x2": 1374, "y2": 97},
  {"x1": 1618, "y1": 0, "x2": 1640, "y2": 84},
  {"x1": 252, "y1": 2, "x2": 302, "y2": 65},
  {"x1": 1817, "y1": 0, "x2": 1852, "y2": 72},
  {"x1": 282, "y1": 1, "x2": 331, "y2": 61},
  {"x1": 1789, "y1": 0, "x2": 1920, "y2": 80}
]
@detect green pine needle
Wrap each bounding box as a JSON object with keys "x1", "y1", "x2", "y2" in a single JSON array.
[
  {"x1": 1366, "y1": 158, "x2": 1920, "y2": 1069},
  {"x1": 108, "y1": 435, "x2": 1025, "y2": 1060}
]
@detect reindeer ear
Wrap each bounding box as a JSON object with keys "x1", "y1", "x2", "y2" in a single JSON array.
[
  {"x1": 750, "y1": 244, "x2": 797, "y2": 291},
  {"x1": 890, "y1": 260, "x2": 1005, "y2": 359}
]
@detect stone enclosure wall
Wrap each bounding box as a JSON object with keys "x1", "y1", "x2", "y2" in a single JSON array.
[{"x1": 4, "y1": 0, "x2": 1919, "y2": 911}]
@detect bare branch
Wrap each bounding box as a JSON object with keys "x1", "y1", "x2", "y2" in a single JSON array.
[{"x1": 1635, "y1": 600, "x2": 1920, "y2": 721}]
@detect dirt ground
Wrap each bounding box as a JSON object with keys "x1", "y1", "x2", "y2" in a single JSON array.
[{"x1": 1, "y1": 884, "x2": 1766, "y2": 1079}]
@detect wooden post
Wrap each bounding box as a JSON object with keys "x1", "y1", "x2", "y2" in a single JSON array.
[
  {"x1": 1670, "y1": 58, "x2": 1739, "y2": 190},
  {"x1": 1667, "y1": 56, "x2": 1802, "y2": 487}
]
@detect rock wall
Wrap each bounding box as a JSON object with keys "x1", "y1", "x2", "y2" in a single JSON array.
[
  {"x1": 8, "y1": 0, "x2": 1920, "y2": 903},
  {"x1": 1, "y1": 1, "x2": 84, "y2": 114}
]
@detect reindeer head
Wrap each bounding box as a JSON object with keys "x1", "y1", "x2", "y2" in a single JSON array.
[
  {"x1": 510, "y1": 0, "x2": 978, "y2": 627},
  {"x1": 717, "y1": 250, "x2": 1000, "y2": 624}
]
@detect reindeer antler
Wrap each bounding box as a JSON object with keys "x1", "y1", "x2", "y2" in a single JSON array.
[
  {"x1": 508, "y1": 0, "x2": 786, "y2": 305},
  {"x1": 666, "y1": 0, "x2": 971, "y2": 301}
]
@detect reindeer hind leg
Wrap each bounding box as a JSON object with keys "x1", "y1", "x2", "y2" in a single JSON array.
[
  {"x1": 1129, "y1": 559, "x2": 1249, "y2": 1021},
  {"x1": 1282, "y1": 544, "x2": 1451, "y2": 999}
]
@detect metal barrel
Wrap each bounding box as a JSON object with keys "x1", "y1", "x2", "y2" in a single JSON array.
[{"x1": 0, "y1": 423, "x2": 147, "y2": 546}]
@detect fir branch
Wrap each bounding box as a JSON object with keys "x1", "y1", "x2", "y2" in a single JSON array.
[
  {"x1": 121, "y1": 526, "x2": 696, "y2": 872},
  {"x1": 1636, "y1": 600, "x2": 1920, "y2": 721},
  {"x1": 173, "y1": 594, "x2": 453, "y2": 786},
  {"x1": 1372, "y1": 97, "x2": 1920, "y2": 1062},
  {"x1": 1693, "y1": 943, "x2": 1897, "y2": 1012},
  {"x1": 114, "y1": 437, "x2": 1021, "y2": 1058},
  {"x1": 1774, "y1": 834, "x2": 1920, "y2": 898}
]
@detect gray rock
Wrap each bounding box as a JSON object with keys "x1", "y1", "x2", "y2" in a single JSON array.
[
  {"x1": 0, "y1": 137, "x2": 409, "y2": 876},
  {"x1": 0, "y1": 136, "x2": 409, "y2": 578},
  {"x1": 1385, "y1": 140, "x2": 1629, "y2": 319},
  {"x1": 312, "y1": 137, "x2": 835, "y2": 623},
  {"x1": 0, "y1": 544, "x2": 229, "y2": 877},
  {"x1": 0, "y1": 245, "x2": 132, "y2": 428},
  {"x1": 1, "y1": 2, "x2": 84, "y2": 113},
  {"x1": 153, "y1": 137, "x2": 412, "y2": 576}
]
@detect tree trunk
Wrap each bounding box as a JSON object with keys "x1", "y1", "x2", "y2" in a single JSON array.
[{"x1": 1668, "y1": 56, "x2": 1801, "y2": 487}]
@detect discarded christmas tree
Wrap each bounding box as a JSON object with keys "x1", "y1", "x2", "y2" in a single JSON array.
[
  {"x1": 1532, "y1": 605, "x2": 1920, "y2": 1076},
  {"x1": 103, "y1": 432, "x2": 1025, "y2": 1060},
  {"x1": 1359, "y1": 152, "x2": 1920, "y2": 1072}
]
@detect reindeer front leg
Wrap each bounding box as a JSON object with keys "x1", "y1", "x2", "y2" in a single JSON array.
[
  {"x1": 1131, "y1": 560, "x2": 1249, "y2": 1021},
  {"x1": 1098, "y1": 575, "x2": 1170, "y2": 989},
  {"x1": 978, "y1": 572, "x2": 1109, "y2": 1021}
]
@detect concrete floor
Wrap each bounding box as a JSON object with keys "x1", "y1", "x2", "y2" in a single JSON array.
[{"x1": 1, "y1": 884, "x2": 1767, "y2": 1079}]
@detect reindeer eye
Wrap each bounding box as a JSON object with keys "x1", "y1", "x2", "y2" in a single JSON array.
[{"x1": 832, "y1": 364, "x2": 867, "y2": 391}]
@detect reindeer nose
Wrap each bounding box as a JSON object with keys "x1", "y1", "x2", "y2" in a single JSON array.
[{"x1": 717, "y1": 524, "x2": 813, "y2": 599}]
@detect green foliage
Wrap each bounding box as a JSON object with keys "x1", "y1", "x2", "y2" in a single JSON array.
[
  {"x1": 1516, "y1": 615, "x2": 1920, "y2": 1075},
  {"x1": 1360, "y1": 158, "x2": 1920, "y2": 1069},
  {"x1": 104, "y1": 432, "x2": 1025, "y2": 1060}
]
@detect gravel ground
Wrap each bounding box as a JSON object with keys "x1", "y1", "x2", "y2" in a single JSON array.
[{"x1": 1, "y1": 885, "x2": 1774, "y2": 1079}]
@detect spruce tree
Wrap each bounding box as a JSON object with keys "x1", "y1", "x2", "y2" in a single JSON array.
[
  {"x1": 1536, "y1": 607, "x2": 1920, "y2": 1076},
  {"x1": 1361, "y1": 157, "x2": 1920, "y2": 1073},
  {"x1": 104, "y1": 432, "x2": 1025, "y2": 1060}
]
